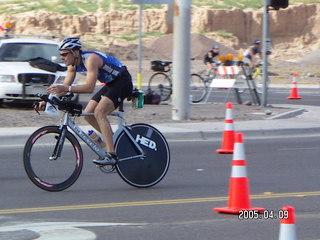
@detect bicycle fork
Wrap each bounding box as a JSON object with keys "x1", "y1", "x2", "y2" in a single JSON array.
[{"x1": 49, "y1": 126, "x2": 68, "y2": 160}]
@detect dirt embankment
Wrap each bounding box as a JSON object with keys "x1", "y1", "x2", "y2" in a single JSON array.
[
  {"x1": 1, "y1": 4, "x2": 320, "y2": 84},
  {"x1": 0, "y1": 4, "x2": 320, "y2": 61}
]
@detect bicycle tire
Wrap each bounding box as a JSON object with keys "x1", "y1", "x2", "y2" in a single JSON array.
[
  {"x1": 148, "y1": 72, "x2": 172, "y2": 101},
  {"x1": 23, "y1": 126, "x2": 83, "y2": 192},
  {"x1": 190, "y1": 73, "x2": 207, "y2": 103},
  {"x1": 114, "y1": 123, "x2": 170, "y2": 188}
]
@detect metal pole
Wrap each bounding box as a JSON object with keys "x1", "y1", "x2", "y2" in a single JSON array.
[
  {"x1": 137, "y1": 4, "x2": 143, "y2": 90},
  {"x1": 261, "y1": 0, "x2": 270, "y2": 106},
  {"x1": 172, "y1": 0, "x2": 191, "y2": 120}
]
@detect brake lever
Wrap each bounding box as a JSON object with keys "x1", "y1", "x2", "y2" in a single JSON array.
[{"x1": 32, "y1": 102, "x2": 41, "y2": 115}]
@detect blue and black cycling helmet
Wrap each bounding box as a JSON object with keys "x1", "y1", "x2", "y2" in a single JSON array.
[
  {"x1": 212, "y1": 45, "x2": 220, "y2": 49},
  {"x1": 58, "y1": 37, "x2": 82, "y2": 50},
  {"x1": 253, "y1": 40, "x2": 261, "y2": 45}
]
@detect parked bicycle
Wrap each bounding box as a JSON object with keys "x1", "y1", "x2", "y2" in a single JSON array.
[
  {"x1": 23, "y1": 92, "x2": 170, "y2": 192},
  {"x1": 147, "y1": 60, "x2": 207, "y2": 103}
]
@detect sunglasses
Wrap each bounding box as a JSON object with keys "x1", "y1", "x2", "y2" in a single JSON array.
[{"x1": 60, "y1": 52, "x2": 71, "y2": 57}]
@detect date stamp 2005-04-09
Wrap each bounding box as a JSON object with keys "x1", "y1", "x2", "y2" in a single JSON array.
[{"x1": 238, "y1": 209, "x2": 289, "y2": 220}]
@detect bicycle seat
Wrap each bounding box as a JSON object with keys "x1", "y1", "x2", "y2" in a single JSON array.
[{"x1": 162, "y1": 61, "x2": 172, "y2": 66}]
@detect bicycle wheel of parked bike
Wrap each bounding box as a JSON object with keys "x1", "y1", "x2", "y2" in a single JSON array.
[
  {"x1": 23, "y1": 126, "x2": 83, "y2": 192},
  {"x1": 115, "y1": 123, "x2": 170, "y2": 188},
  {"x1": 148, "y1": 72, "x2": 172, "y2": 101},
  {"x1": 190, "y1": 73, "x2": 207, "y2": 103}
]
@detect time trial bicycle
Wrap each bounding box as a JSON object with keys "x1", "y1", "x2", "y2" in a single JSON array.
[{"x1": 23, "y1": 92, "x2": 170, "y2": 192}]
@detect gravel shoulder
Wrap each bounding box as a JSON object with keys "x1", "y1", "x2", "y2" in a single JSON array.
[{"x1": 0, "y1": 101, "x2": 292, "y2": 128}]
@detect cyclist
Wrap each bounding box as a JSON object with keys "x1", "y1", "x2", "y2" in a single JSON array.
[
  {"x1": 243, "y1": 40, "x2": 262, "y2": 68},
  {"x1": 203, "y1": 45, "x2": 220, "y2": 77},
  {"x1": 40, "y1": 37, "x2": 133, "y2": 166}
]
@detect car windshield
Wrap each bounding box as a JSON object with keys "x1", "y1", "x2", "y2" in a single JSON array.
[{"x1": 0, "y1": 42, "x2": 63, "y2": 63}]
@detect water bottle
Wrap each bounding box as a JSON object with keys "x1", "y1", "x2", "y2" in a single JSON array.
[
  {"x1": 132, "y1": 90, "x2": 144, "y2": 109},
  {"x1": 44, "y1": 94, "x2": 60, "y2": 116},
  {"x1": 88, "y1": 130, "x2": 105, "y2": 148}
]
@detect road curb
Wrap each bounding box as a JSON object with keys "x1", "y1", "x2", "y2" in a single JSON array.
[
  {"x1": 162, "y1": 127, "x2": 320, "y2": 141},
  {"x1": 1, "y1": 125, "x2": 320, "y2": 145},
  {"x1": 266, "y1": 108, "x2": 307, "y2": 120}
]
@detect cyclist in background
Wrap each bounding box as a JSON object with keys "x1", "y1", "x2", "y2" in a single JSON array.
[
  {"x1": 203, "y1": 45, "x2": 220, "y2": 77},
  {"x1": 43, "y1": 37, "x2": 133, "y2": 166},
  {"x1": 243, "y1": 40, "x2": 262, "y2": 68}
]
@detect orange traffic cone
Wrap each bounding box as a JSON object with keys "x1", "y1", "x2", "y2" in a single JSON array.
[
  {"x1": 287, "y1": 73, "x2": 302, "y2": 99},
  {"x1": 216, "y1": 102, "x2": 235, "y2": 154},
  {"x1": 279, "y1": 206, "x2": 296, "y2": 240},
  {"x1": 214, "y1": 132, "x2": 265, "y2": 214}
]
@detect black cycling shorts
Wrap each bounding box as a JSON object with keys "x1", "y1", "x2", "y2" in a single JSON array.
[{"x1": 91, "y1": 69, "x2": 133, "y2": 108}]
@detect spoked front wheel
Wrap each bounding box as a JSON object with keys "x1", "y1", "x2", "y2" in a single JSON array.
[
  {"x1": 114, "y1": 123, "x2": 170, "y2": 188},
  {"x1": 23, "y1": 126, "x2": 83, "y2": 192}
]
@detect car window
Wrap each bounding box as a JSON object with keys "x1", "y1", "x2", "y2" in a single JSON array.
[{"x1": 0, "y1": 43, "x2": 63, "y2": 63}]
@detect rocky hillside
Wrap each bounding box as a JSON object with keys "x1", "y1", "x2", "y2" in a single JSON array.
[{"x1": 0, "y1": 4, "x2": 319, "y2": 61}]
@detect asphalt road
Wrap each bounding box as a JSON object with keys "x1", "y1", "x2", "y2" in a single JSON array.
[{"x1": 0, "y1": 135, "x2": 319, "y2": 240}]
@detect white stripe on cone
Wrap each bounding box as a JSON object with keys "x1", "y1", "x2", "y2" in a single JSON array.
[
  {"x1": 231, "y1": 166, "x2": 247, "y2": 178},
  {"x1": 279, "y1": 224, "x2": 296, "y2": 240},
  {"x1": 233, "y1": 142, "x2": 245, "y2": 160},
  {"x1": 226, "y1": 109, "x2": 233, "y2": 120},
  {"x1": 224, "y1": 123, "x2": 235, "y2": 131}
]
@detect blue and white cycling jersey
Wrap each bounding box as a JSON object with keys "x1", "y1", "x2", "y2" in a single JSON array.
[{"x1": 76, "y1": 51, "x2": 125, "y2": 84}]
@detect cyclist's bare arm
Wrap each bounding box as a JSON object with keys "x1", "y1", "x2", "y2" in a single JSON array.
[
  {"x1": 46, "y1": 65, "x2": 76, "y2": 96},
  {"x1": 66, "y1": 54, "x2": 101, "y2": 94},
  {"x1": 48, "y1": 54, "x2": 101, "y2": 95},
  {"x1": 61, "y1": 65, "x2": 77, "y2": 91}
]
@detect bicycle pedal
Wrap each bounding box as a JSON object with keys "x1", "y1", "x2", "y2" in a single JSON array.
[{"x1": 98, "y1": 165, "x2": 116, "y2": 173}]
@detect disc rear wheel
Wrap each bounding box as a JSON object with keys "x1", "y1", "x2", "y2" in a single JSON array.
[{"x1": 115, "y1": 124, "x2": 170, "y2": 188}]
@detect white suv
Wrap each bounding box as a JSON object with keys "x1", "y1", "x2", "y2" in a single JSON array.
[{"x1": 0, "y1": 36, "x2": 73, "y2": 104}]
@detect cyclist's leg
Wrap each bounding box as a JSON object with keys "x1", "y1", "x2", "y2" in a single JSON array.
[
  {"x1": 94, "y1": 96, "x2": 116, "y2": 153},
  {"x1": 83, "y1": 88, "x2": 115, "y2": 153},
  {"x1": 94, "y1": 73, "x2": 133, "y2": 165},
  {"x1": 83, "y1": 99, "x2": 100, "y2": 131}
]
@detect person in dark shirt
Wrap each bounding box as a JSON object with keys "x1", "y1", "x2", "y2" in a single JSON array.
[{"x1": 204, "y1": 45, "x2": 220, "y2": 76}]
